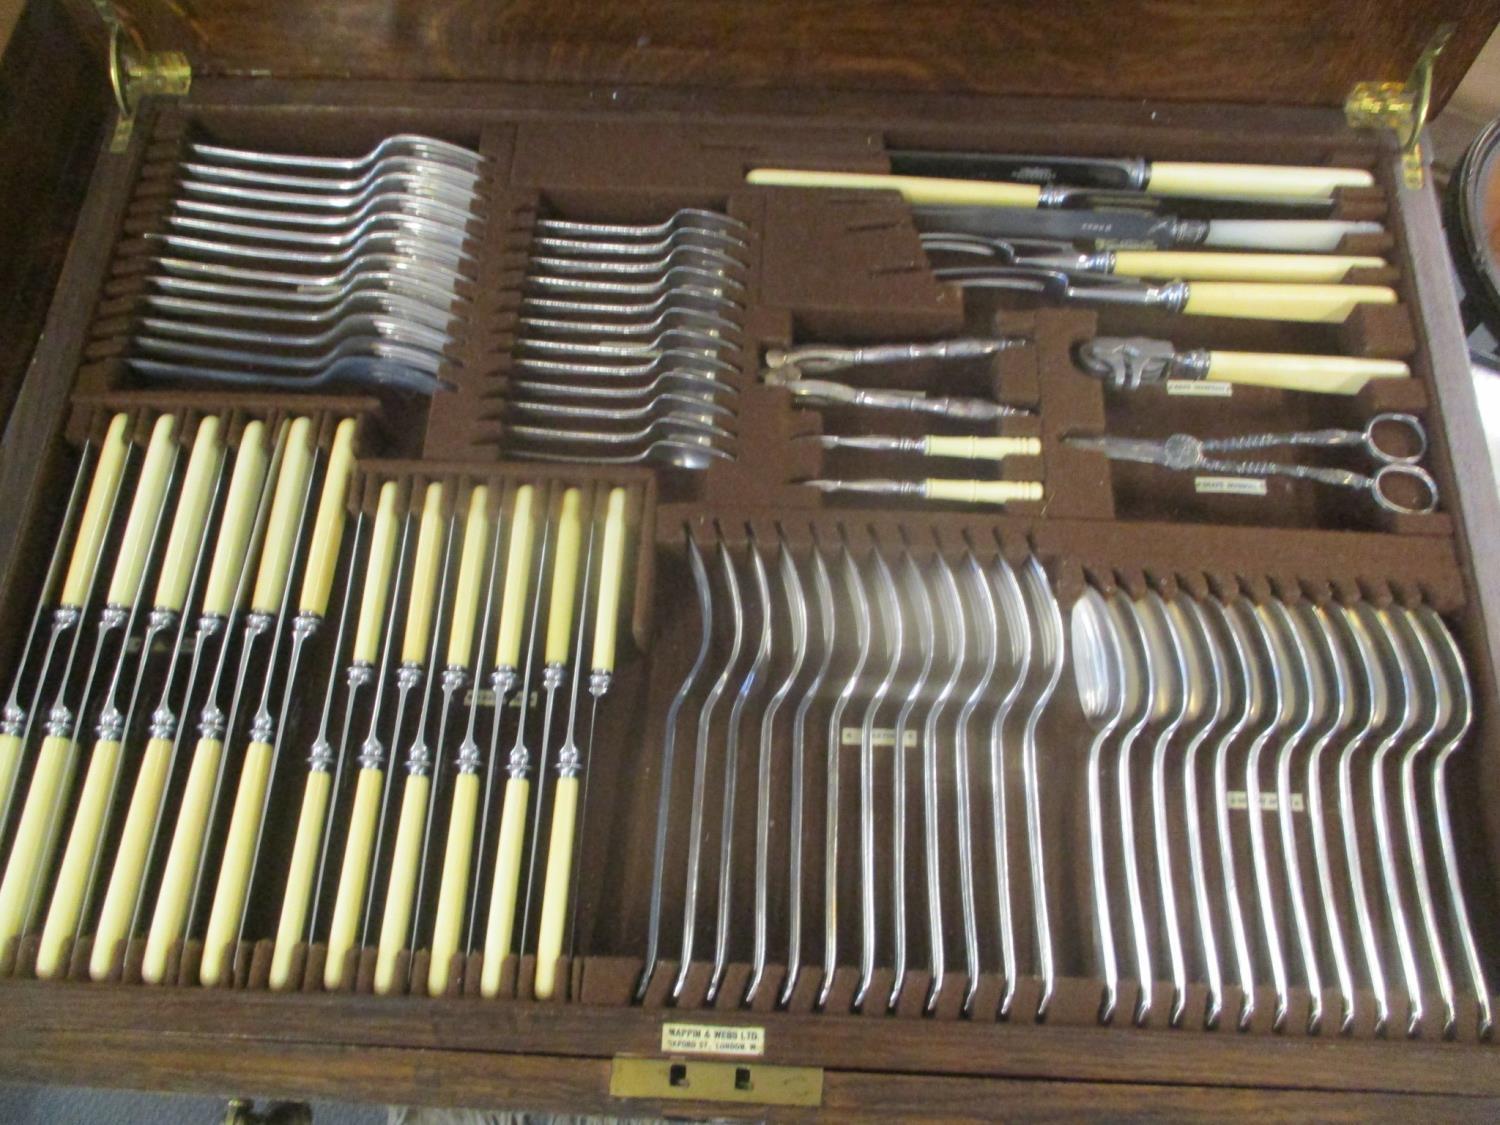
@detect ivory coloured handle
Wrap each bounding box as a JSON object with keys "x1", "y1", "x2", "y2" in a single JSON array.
[
  {"x1": 400, "y1": 481, "x2": 447, "y2": 665},
  {"x1": 153, "y1": 416, "x2": 222, "y2": 613},
  {"x1": 1201, "y1": 219, "x2": 1383, "y2": 252},
  {"x1": 200, "y1": 421, "x2": 269, "y2": 618},
  {"x1": 533, "y1": 775, "x2": 579, "y2": 1001},
  {"x1": 1181, "y1": 282, "x2": 1396, "y2": 323},
  {"x1": 0, "y1": 734, "x2": 23, "y2": 837},
  {"x1": 143, "y1": 736, "x2": 222, "y2": 984},
  {"x1": 445, "y1": 485, "x2": 491, "y2": 669},
  {"x1": 268, "y1": 769, "x2": 332, "y2": 991},
  {"x1": 351, "y1": 482, "x2": 401, "y2": 666},
  {"x1": 1110, "y1": 251, "x2": 1385, "y2": 283},
  {"x1": 0, "y1": 735, "x2": 75, "y2": 959},
  {"x1": 923, "y1": 435, "x2": 1041, "y2": 460},
  {"x1": 481, "y1": 776, "x2": 530, "y2": 998},
  {"x1": 590, "y1": 488, "x2": 628, "y2": 677},
  {"x1": 36, "y1": 737, "x2": 122, "y2": 978},
  {"x1": 746, "y1": 167, "x2": 1041, "y2": 208},
  {"x1": 90, "y1": 735, "x2": 172, "y2": 981},
  {"x1": 923, "y1": 479, "x2": 1043, "y2": 505},
  {"x1": 323, "y1": 766, "x2": 381, "y2": 991},
  {"x1": 544, "y1": 488, "x2": 584, "y2": 667},
  {"x1": 200, "y1": 739, "x2": 274, "y2": 986},
  {"x1": 1205, "y1": 351, "x2": 1411, "y2": 395},
  {"x1": 297, "y1": 418, "x2": 358, "y2": 618},
  {"x1": 493, "y1": 485, "x2": 536, "y2": 670},
  {"x1": 373, "y1": 773, "x2": 429, "y2": 995},
  {"x1": 106, "y1": 413, "x2": 178, "y2": 607},
  {"x1": 426, "y1": 771, "x2": 478, "y2": 997},
  {"x1": 60, "y1": 413, "x2": 131, "y2": 609},
  {"x1": 1146, "y1": 161, "x2": 1373, "y2": 200},
  {"x1": 250, "y1": 417, "x2": 315, "y2": 614}
]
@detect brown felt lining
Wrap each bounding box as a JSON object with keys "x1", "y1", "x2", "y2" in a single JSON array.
[{"x1": 0, "y1": 93, "x2": 1493, "y2": 1048}]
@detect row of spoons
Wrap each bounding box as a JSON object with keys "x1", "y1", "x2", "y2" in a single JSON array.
[
  {"x1": 1072, "y1": 587, "x2": 1490, "y2": 1037},
  {"x1": 507, "y1": 209, "x2": 750, "y2": 469}
]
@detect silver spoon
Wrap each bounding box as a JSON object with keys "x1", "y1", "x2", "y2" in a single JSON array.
[
  {"x1": 514, "y1": 348, "x2": 739, "y2": 381},
  {"x1": 1335, "y1": 605, "x2": 1393, "y2": 1033},
  {"x1": 1390, "y1": 608, "x2": 1454, "y2": 1035},
  {"x1": 1298, "y1": 604, "x2": 1359, "y2": 1032},
  {"x1": 989, "y1": 553, "x2": 1031, "y2": 1018},
  {"x1": 1138, "y1": 591, "x2": 1192, "y2": 1025},
  {"x1": 1173, "y1": 597, "x2": 1228, "y2": 1028},
  {"x1": 530, "y1": 229, "x2": 748, "y2": 264},
  {"x1": 1019, "y1": 557, "x2": 1064, "y2": 1019},
  {"x1": 1106, "y1": 593, "x2": 1155, "y2": 1023},
  {"x1": 536, "y1": 209, "x2": 748, "y2": 244},
  {"x1": 510, "y1": 372, "x2": 736, "y2": 408},
  {"x1": 1071, "y1": 587, "x2": 1127, "y2": 1023},
  {"x1": 508, "y1": 438, "x2": 732, "y2": 470},
  {"x1": 1414, "y1": 607, "x2": 1493, "y2": 1038},
  {"x1": 526, "y1": 265, "x2": 746, "y2": 301},
  {"x1": 508, "y1": 393, "x2": 733, "y2": 428}
]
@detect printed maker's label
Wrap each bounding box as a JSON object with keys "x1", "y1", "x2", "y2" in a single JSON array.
[
  {"x1": 661, "y1": 1023, "x2": 766, "y2": 1057},
  {"x1": 1195, "y1": 476, "x2": 1267, "y2": 497},
  {"x1": 1166, "y1": 379, "x2": 1233, "y2": 397},
  {"x1": 1227, "y1": 790, "x2": 1305, "y2": 813}
]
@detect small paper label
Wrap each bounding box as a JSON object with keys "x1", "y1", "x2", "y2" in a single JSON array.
[
  {"x1": 1227, "y1": 791, "x2": 1304, "y2": 813},
  {"x1": 1165, "y1": 379, "x2": 1232, "y2": 397},
  {"x1": 840, "y1": 727, "x2": 918, "y2": 748},
  {"x1": 661, "y1": 1023, "x2": 765, "y2": 1057},
  {"x1": 1194, "y1": 476, "x2": 1267, "y2": 497}
]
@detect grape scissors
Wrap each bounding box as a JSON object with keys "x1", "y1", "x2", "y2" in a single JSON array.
[{"x1": 1066, "y1": 411, "x2": 1438, "y2": 514}]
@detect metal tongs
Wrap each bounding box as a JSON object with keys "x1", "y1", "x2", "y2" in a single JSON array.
[
  {"x1": 1067, "y1": 412, "x2": 1439, "y2": 514},
  {"x1": 763, "y1": 336, "x2": 1026, "y2": 377},
  {"x1": 763, "y1": 367, "x2": 1029, "y2": 420}
]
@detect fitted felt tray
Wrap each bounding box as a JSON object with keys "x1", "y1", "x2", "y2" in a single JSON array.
[{"x1": 1, "y1": 68, "x2": 1500, "y2": 1120}]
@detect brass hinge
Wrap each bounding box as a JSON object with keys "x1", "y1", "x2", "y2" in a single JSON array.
[
  {"x1": 92, "y1": 2, "x2": 191, "y2": 152},
  {"x1": 610, "y1": 1056, "x2": 824, "y2": 1108},
  {"x1": 1345, "y1": 24, "x2": 1454, "y2": 190}
]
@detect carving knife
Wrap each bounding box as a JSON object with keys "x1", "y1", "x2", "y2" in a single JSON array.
[
  {"x1": 890, "y1": 150, "x2": 1372, "y2": 201},
  {"x1": 909, "y1": 205, "x2": 1381, "y2": 253}
]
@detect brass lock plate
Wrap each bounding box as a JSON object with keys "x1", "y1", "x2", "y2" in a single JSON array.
[{"x1": 610, "y1": 1056, "x2": 824, "y2": 1108}]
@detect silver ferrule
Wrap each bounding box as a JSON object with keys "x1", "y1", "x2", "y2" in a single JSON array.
[
  {"x1": 147, "y1": 607, "x2": 178, "y2": 634},
  {"x1": 100, "y1": 604, "x2": 128, "y2": 631},
  {"x1": 308, "y1": 736, "x2": 335, "y2": 772},
  {"x1": 50, "y1": 605, "x2": 80, "y2": 632},
  {"x1": 346, "y1": 660, "x2": 373, "y2": 690},
  {"x1": 198, "y1": 703, "x2": 225, "y2": 740},
  {"x1": 405, "y1": 740, "x2": 432, "y2": 776},
  {"x1": 1175, "y1": 218, "x2": 1212, "y2": 246},
  {"x1": 1123, "y1": 157, "x2": 1151, "y2": 190},
  {"x1": 149, "y1": 703, "x2": 177, "y2": 741},
  {"x1": 440, "y1": 664, "x2": 467, "y2": 696},
  {"x1": 95, "y1": 703, "x2": 125, "y2": 741},
  {"x1": 249, "y1": 708, "x2": 275, "y2": 743},
  {"x1": 245, "y1": 610, "x2": 274, "y2": 638},
  {"x1": 357, "y1": 734, "x2": 385, "y2": 771},
  {"x1": 396, "y1": 662, "x2": 424, "y2": 694},
  {"x1": 44, "y1": 702, "x2": 73, "y2": 738},
  {"x1": 490, "y1": 665, "x2": 518, "y2": 698},
  {"x1": 589, "y1": 668, "x2": 613, "y2": 699},
  {"x1": 292, "y1": 610, "x2": 320, "y2": 642},
  {"x1": 1, "y1": 701, "x2": 26, "y2": 737},
  {"x1": 556, "y1": 743, "x2": 582, "y2": 778},
  {"x1": 1146, "y1": 280, "x2": 1191, "y2": 314},
  {"x1": 455, "y1": 737, "x2": 482, "y2": 775},
  {"x1": 506, "y1": 743, "x2": 531, "y2": 780},
  {"x1": 542, "y1": 662, "x2": 565, "y2": 692},
  {"x1": 1037, "y1": 184, "x2": 1072, "y2": 208},
  {"x1": 1170, "y1": 348, "x2": 1212, "y2": 380},
  {"x1": 196, "y1": 612, "x2": 225, "y2": 641}
]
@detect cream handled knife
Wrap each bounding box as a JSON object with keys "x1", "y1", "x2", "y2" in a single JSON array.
[
  {"x1": 1075, "y1": 336, "x2": 1411, "y2": 395},
  {"x1": 535, "y1": 486, "x2": 631, "y2": 1000}
]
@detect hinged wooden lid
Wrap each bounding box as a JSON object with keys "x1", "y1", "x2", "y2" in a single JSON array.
[{"x1": 74, "y1": 1, "x2": 1500, "y2": 114}]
